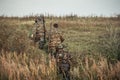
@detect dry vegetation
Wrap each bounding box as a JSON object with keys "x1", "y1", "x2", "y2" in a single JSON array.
[
  {"x1": 0, "y1": 51, "x2": 57, "y2": 80},
  {"x1": 0, "y1": 15, "x2": 120, "y2": 80}
]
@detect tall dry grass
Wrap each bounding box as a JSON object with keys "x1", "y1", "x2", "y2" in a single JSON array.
[
  {"x1": 0, "y1": 51, "x2": 57, "y2": 80},
  {"x1": 1, "y1": 51, "x2": 120, "y2": 80},
  {"x1": 71, "y1": 53, "x2": 120, "y2": 80}
]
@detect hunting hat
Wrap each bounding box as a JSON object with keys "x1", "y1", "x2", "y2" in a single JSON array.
[
  {"x1": 35, "y1": 15, "x2": 44, "y2": 23},
  {"x1": 53, "y1": 23, "x2": 58, "y2": 28}
]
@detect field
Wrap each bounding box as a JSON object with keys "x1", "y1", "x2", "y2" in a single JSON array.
[{"x1": 0, "y1": 16, "x2": 120, "y2": 80}]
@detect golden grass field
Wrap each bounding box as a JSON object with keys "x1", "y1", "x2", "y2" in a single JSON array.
[{"x1": 0, "y1": 16, "x2": 120, "y2": 80}]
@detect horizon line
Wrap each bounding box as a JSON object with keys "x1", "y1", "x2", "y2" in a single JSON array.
[{"x1": 0, "y1": 13, "x2": 120, "y2": 18}]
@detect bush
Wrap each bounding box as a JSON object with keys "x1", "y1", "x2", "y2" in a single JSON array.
[
  {"x1": 10, "y1": 29, "x2": 30, "y2": 53},
  {"x1": 0, "y1": 23, "x2": 30, "y2": 53},
  {"x1": 97, "y1": 25, "x2": 120, "y2": 62},
  {"x1": 0, "y1": 24, "x2": 15, "y2": 51}
]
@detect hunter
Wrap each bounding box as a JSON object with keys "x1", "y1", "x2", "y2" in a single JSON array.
[
  {"x1": 33, "y1": 16, "x2": 46, "y2": 49},
  {"x1": 48, "y1": 23, "x2": 64, "y2": 56},
  {"x1": 56, "y1": 44, "x2": 72, "y2": 80}
]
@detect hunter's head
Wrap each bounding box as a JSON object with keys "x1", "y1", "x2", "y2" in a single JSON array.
[
  {"x1": 53, "y1": 23, "x2": 58, "y2": 28},
  {"x1": 35, "y1": 15, "x2": 44, "y2": 24}
]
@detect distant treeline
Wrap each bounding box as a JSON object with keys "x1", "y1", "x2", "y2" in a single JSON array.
[{"x1": 0, "y1": 14, "x2": 120, "y2": 21}]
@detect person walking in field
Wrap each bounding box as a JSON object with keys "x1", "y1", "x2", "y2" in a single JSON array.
[
  {"x1": 56, "y1": 44, "x2": 72, "y2": 80},
  {"x1": 48, "y1": 23, "x2": 64, "y2": 56},
  {"x1": 31, "y1": 16, "x2": 46, "y2": 49}
]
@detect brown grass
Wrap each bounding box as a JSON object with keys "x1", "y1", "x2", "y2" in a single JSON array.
[
  {"x1": 0, "y1": 51, "x2": 57, "y2": 80},
  {"x1": 70, "y1": 54, "x2": 120, "y2": 80},
  {"x1": 1, "y1": 51, "x2": 120, "y2": 80}
]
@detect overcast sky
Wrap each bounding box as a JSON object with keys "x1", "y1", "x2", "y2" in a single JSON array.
[{"x1": 0, "y1": 0, "x2": 120, "y2": 17}]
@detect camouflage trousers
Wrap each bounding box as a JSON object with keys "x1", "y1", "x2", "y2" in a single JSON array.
[{"x1": 56, "y1": 61, "x2": 70, "y2": 80}]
